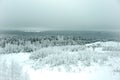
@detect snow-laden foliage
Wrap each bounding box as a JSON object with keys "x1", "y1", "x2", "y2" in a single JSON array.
[
  {"x1": 0, "y1": 44, "x2": 37, "y2": 54},
  {"x1": 0, "y1": 60, "x2": 30, "y2": 80},
  {"x1": 29, "y1": 44, "x2": 120, "y2": 71},
  {"x1": 102, "y1": 46, "x2": 120, "y2": 51},
  {"x1": 0, "y1": 31, "x2": 120, "y2": 54},
  {"x1": 30, "y1": 48, "x2": 61, "y2": 60},
  {"x1": 0, "y1": 41, "x2": 120, "y2": 80}
]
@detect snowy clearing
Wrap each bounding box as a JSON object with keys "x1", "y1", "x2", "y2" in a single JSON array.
[{"x1": 0, "y1": 41, "x2": 120, "y2": 80}]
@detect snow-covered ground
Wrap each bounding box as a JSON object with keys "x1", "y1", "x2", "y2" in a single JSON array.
[{"x1": 0, "y1": 41, "x2": 120, "y2": 80}]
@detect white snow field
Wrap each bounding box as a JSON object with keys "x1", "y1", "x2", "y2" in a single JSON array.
[{"x1": 0, "y1": 41, "x2": 120, "y2": 80}]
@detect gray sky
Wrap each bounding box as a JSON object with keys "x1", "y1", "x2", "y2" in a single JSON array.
[{"x1": 0, "y1": 0, "x2": 120, "y2": 31}]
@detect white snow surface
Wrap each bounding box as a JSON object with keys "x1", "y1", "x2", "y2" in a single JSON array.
[
  {"x1": 25, "y1": 64, "x2": 120, "y2": 80},
  {"x1": 0, "y1": 41, "x2": 120, "y2": 80}
]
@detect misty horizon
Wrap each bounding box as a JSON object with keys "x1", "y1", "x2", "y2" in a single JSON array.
[{"x1": 0, "y1": 0, "x2": 120, "y2": 31}]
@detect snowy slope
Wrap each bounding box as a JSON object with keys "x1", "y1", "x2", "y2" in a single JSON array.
[{"x1": 0, "y1": 41, "x2": 120, "y2": 80}]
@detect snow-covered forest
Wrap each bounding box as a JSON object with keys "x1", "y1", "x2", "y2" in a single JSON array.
[
  {"x1": 0, "y1": 31, "x2": 120, "y2": 80},
  {"x1": 0, "y1": 31, "x2": 119, "y2": 53}
]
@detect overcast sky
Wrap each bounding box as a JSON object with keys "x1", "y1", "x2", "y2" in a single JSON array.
[{"x1": 0, "y1": 0, "x2": 120, "y2": 31}]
